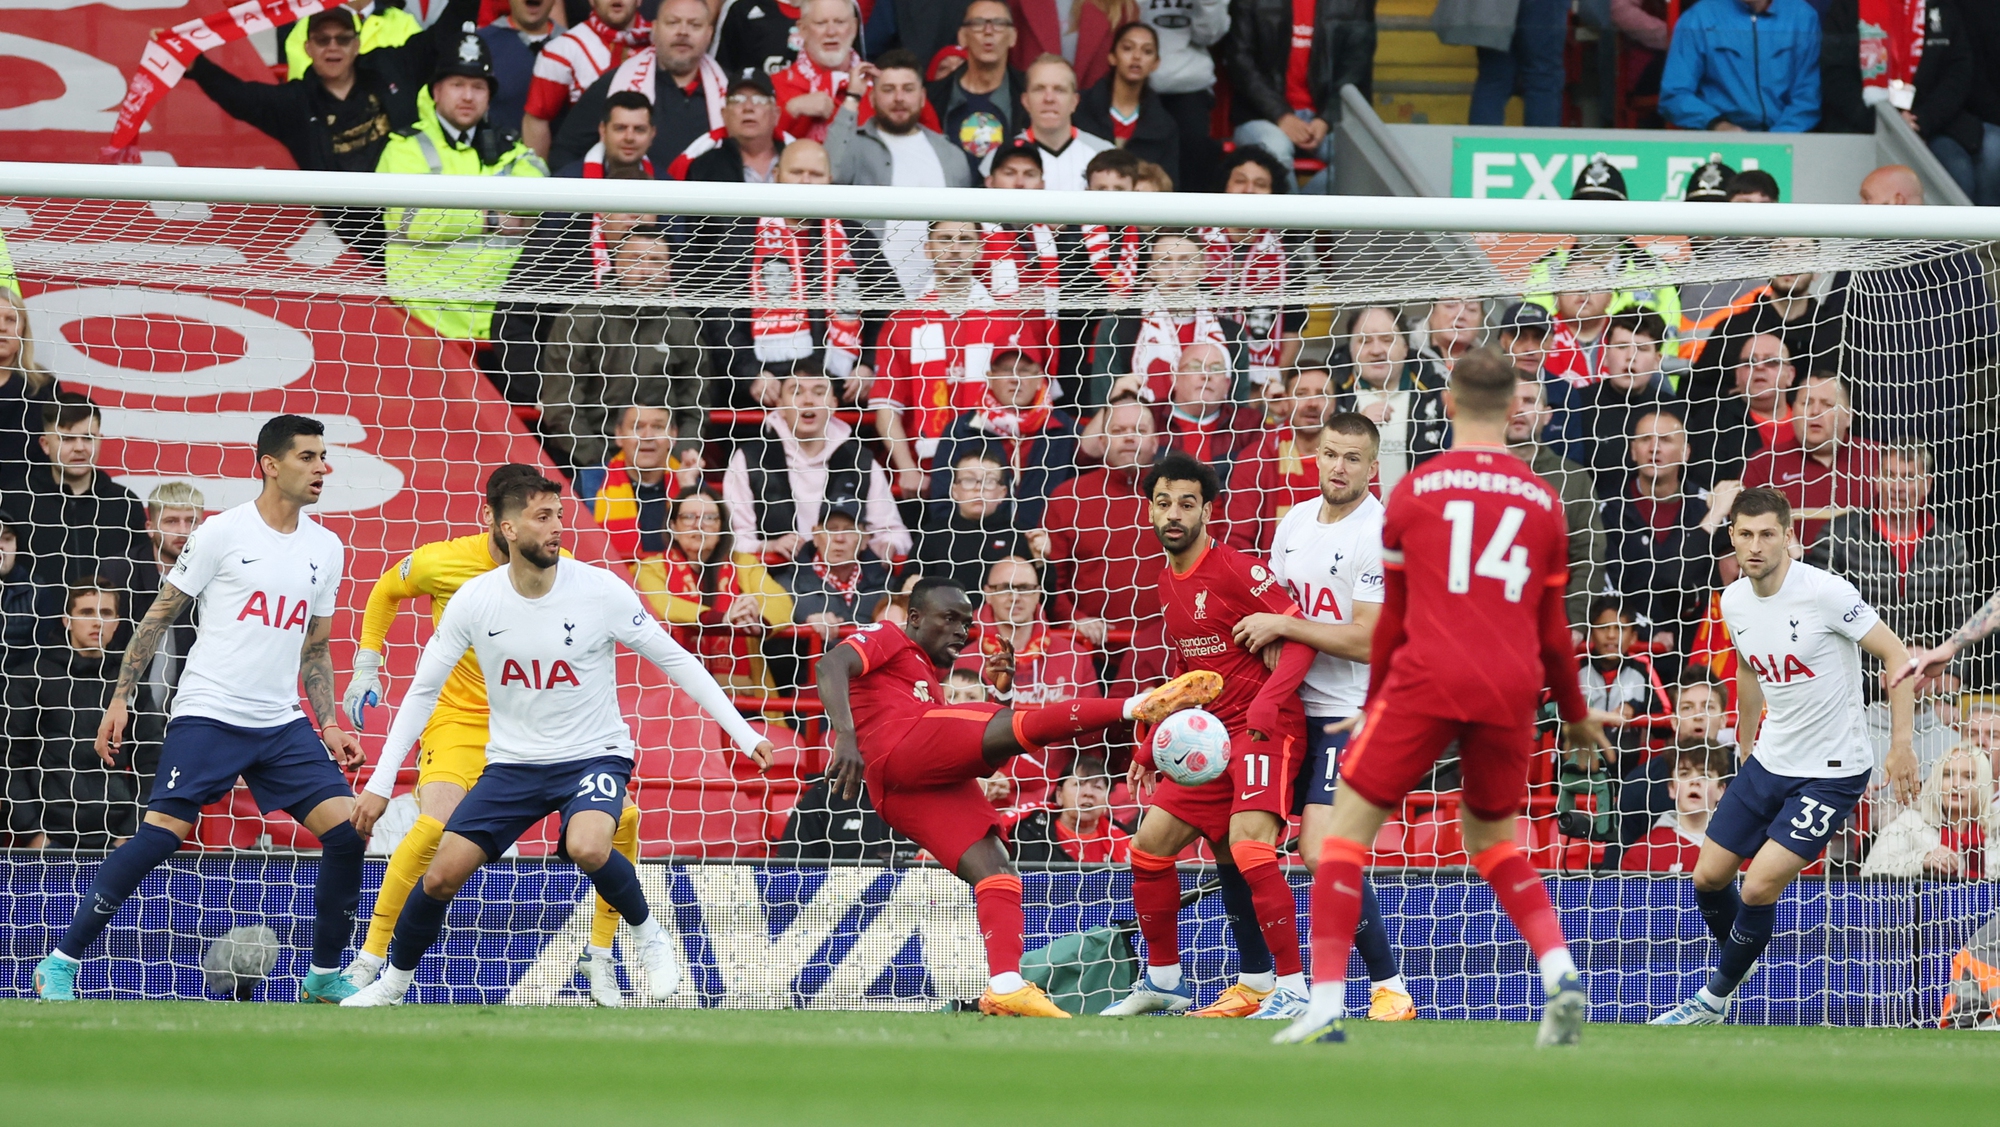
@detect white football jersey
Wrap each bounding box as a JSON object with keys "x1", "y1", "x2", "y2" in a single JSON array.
[
  {"x1": 1266, "y1": 494, "x2": 1385, "y2": 718},
  {"x1": 366, "y1": 558, "x2": 763, "y2": 795},
  {"x1": 1721, "y1": 561, "x2": 1880, "y2": 779},
  {"x1": 165, "y1": 502, "x2": 344, "y2": 728}
]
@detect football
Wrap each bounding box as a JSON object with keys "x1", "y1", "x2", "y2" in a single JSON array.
[{"x1": 1151, "y1": 708, "x2": 1231, "y2": 786}]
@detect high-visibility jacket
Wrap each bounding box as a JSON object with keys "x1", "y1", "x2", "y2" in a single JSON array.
[
  {"x1": 283, "y1": 4, "x2": 424, "y2": 79},
  {"x1": 377, "y1": 113, "x2": 546, "y2": 340}
]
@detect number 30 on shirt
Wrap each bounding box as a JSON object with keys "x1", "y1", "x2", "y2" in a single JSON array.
[{"x1": 1442, "y1": 501, "x2": 1531, "y2": 603}]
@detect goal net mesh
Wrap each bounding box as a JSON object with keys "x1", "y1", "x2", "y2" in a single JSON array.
[{"x1": 1, "y1": 181, "x2": 1995, "y2": 1026}]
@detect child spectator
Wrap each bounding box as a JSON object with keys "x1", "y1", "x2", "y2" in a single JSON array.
[
  {"x1": 1616, "y1": 672, "x2": 1734, "y2": 849},
  {"x1": 1620, "y1": 741, "x2": 1731, "y2": 873},
  {"x1": 1580, "y1": 598, "x2": 1669, "y2": 722},
  {"x1": 945, "y1": 667, "x2": 991, "y2": 705},
  {"x1": 1007, "y1": 753, "x2": 1132, "y2": 864},
  {"x1": 1862, "y1": 745, "x2": 1994, "y2": 880}
]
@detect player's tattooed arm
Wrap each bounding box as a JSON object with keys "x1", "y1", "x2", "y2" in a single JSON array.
[
  {"x1": 1948, "y1": 590, "x2": 2000, "y2": 649},
  {"x1": 1890, "y1": 588, "x2": 2000, "y2": 687},
  {"x1": 301, "y1": 616, "x2": 364, "y2": 768},
  {"x1": 96, "y1": 584, "x2": 193, "y2": 764}
]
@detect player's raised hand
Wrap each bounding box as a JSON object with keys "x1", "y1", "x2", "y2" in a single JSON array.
[
  {"x1": 829, "y1": 730, "x2": 866, "y2": 800},
  {"x1": 344, "y1": 649, "x2": 385, "y2": 730},
  {"x1": 351, "y1": 791, "x2": 389, "y2": 837},
  {"x1": 1561, "y1": 709, "x2": 1621, "y2": 769},
  {"x1": 746, "y1": 739, "x2": 775, "y2": 773},
  {"x1": 1889, "y1": 640, "x2": 1956, "y2": 689},
  {"x1": 95, "y1": 697, "x2": 130, "y2": 765},
  {"x1": 322, "y1": 723, "x2": 365, "y2": 769}
]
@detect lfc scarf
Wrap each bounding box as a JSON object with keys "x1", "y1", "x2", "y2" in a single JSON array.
[
  {"x1": 779, "y1": 48, "x2": 864, "y2": 142},
  {"x1": 1131, "y1": 307, "x2": 1227, "y2": 391},
  {"x1": 661, "y1": 547, "x2": 756, "y2": 674},
  {"x1": 1201, "y1": 227, "x2": 1287, "y2": 383},
  {"x1": 591, "y1": 450, "x2": 680, "y2": 562},
  {"x1": 979, "y1": 223, "x2": 1060, "y2": 317},
  {"x1": 750, "y1": 217, "x2": 864, "y2": 377},
  {"x1": 973, "y1": 368, "x2": 1054, "y2": 477},
  {"x1": 1080, "y1": 224, "x2": 1140, "y2": 296},
  {"x1": 582, "y1": 141, "x2": 658, "y2": 285},
  {"x1": 606, "y1": 46, "x2": 728, "y2": 132},
  {"x1": 108, "y1": 0, "x2": 340, "y2": 160}
]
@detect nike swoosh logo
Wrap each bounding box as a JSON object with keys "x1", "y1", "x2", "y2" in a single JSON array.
[
  {"x1": 240, "y1": 557, "x2": 260, "y2": 564},
  {"x1": 487, "y1": 630, "x2": 506, "y2": 636},
  {"x1": 1789, "y1": 830, "x2": 1813, "y2": 840},
  {"x1": 1240, "y1": 791, "x2": 1264, "y2": 801}
]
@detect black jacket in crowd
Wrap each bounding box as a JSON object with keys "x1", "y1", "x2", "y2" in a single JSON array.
[
  {"x1": 1073, "y1": 75, "x2": 1182, "y2": 189},
  {"x1": 909, "y1": 502, "x2": 1032, "y2": 603},
  {"x1": 927, "y1": 68, "x2": 1030, "y2": 178},
  {"x1": 187, "y1": 58, "x2": 408, "y2": 174},
  {"x1": 1910, "y1": 0, "x2": 2000, "y2": 157},
  {"x1": 773, "y1": 773, "x2": 910, "y2": 861},
  {"x1": 1598, "y1": 487, "x2": 1719, "y2": 640},
  {"x1": 0, "y1": 465, "x2": 146, "y2": 634},
  {"x1": 5, "y1": 645, "x2": 133, "y2": 848},
  {"x1": 1222, "y1": 0, "x2": 1376, "y2": 126}
]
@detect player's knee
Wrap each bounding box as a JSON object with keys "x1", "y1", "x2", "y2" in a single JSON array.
[
  {"x1": 419, "y1": 869, "x2": 467, "y2": 899},
  {"x1": 568, "y1": 838, "x2": 613, "y2": 871}
]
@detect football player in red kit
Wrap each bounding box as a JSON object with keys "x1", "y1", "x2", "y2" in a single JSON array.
[
  {"x1": 1101, "y1": 450, "x2": 1324, "y2": 1018},
  {"x1": 1275, "y1": 350, "x2": 1617, "y2": 1047},
  {"x1": 816, "y1": 576, "x2": 1222, "y2": 1017}
]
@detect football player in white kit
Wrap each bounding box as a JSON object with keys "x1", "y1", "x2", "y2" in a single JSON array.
[
  {"x1": 1652, "y1": 487, "x2": 1919, "y2": 1025},
  {"x1": 1231, "y1": 413, "x2": 1416, "y2": 1022},
  {"x1": 342, "y1": 470, "x2": 774, "y2": 1007},
  {"x1": 36, "y1": 416, "x2": 369, "y2": 1003}
]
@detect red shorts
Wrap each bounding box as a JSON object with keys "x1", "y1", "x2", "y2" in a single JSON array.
[
  {"x1": 1338, "y1": 698, "x2": 1535, "y2": 822},
  {"x1": 1151, "y1": 723, "x2": 1302, "y2": 844},
  {"x1": 864, "y1": 703, "x2": 1004, "y2": 871}
]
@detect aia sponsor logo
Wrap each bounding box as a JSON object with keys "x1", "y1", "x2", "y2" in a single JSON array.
[
  {"x1": 1746, "y1": 653, "x2": 1817, "y2": 683},
  {"x1": 237, "y1": 592, "x2": 310, "y2": 631},
  {"x1": 497, "y1": 659, "x2": 582, "y2": 689}
]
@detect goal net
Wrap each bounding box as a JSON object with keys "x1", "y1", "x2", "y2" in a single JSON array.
[{"x1": 1, "y1": 165, "x2": 1995, "y2": 1026}]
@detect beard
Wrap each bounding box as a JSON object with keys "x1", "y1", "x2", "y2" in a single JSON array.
[{"x1": 516, "y1": 538, "x2": 561, "y2": 569}]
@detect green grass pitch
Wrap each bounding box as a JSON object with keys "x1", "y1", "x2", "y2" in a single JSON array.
[{"x1": 5, "y1": 1002, "x2": 1996, "y2": 1125}]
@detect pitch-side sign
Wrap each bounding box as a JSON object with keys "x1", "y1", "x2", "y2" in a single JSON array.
[{"x1": 1452, "y1": 138, "x2": 1795, "y2": 202}]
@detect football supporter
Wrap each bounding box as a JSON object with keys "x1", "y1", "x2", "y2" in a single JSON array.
[
  {"x1": 643, "y1": 487, "x2": 793, "y2": 693},
  {"x1": 1577, "y1": 311, "x2": 1672, "y2": 490},
  {"x1": 1102, "y1": 451, "x2": 1319, "y2": 1017},
  {"x1": 714, "y1": 0, "x2": 800, "y2": 76},
  {"x1": 1505, "y1": 375, "x2": 1604, "y2": 630},
  {"x1": 786, "y1": 500, "x2": 898, "y2": 646},
  {"x1": 1598, "y1": 409, "x2": 1721, "y2": 648},
  {"x1": 1072, "y1": 21, "x2": 1182, "y2": 189},
  {"x1": 1620, "y1": 741, "x2": 1731, "y2": 873},
  {"x1": 547, "y1": 0, "x2": 727, "y2": 174},
  {"x1": 1151, "y1": 343, "x2": 1264, "y2": 490},
  {"x1": 775, "y1": 771, "x2": 905, "y2": 862},
  {"x1": 1202, "y1": 162, "x2": 1297, "y2": 389},
  {"x1": 826, "y1": 51, "x2": 973, "y2": 294},
  {"x1": 871, "y1": 220, "x2": 1050, "y2": 496},
  {"x1": 0, "y1": 518, "x2": 29, "y2": 672},
  {"x1": 0, "y1": 291, "x2": 54, "y2": 477},
  {"x1": 1012, "y1": 55, "x2": 1114, "y2": 190},
  {"x1": 537, "y1": 226, "x2": 704, "y2": 471},
  {"x1": 1741, "y1": 374, "x2": 1879, "y2": 548},
  {"x1": 815, "y1": 574, "x2": 1220, "y2": 1016},
  {"x1": 680, "y1": 69, "x2": 785, "y2": 182},
  {"x1": 1278, "y1": 349, "x2": 1616, "y2": 1046},
  {"x1": 1615, "y1": 672, "x2": 1735, "y2": 848},
  {"x1": 930, "y1": 0, "x2": 1031, "y2": 176},
  {"x1": 1083, "y1": 229, "x2": 1246, "y2": 412},
  {"x1": 1219, "y1": 365, "x2": 1335, "y2": 552},
  {"x1": 5, "y1": 579, "x2": 130, "y2": 850},
  {"x1": 520, "y1": 0, "x2": 650, "y2": 157},
  {"x1": 1686, "y1": 330, "x2": 1793, "y2": 486},
  {"x1": 927, "y1": 347, "x2": 1080, "y2": 530},
  {"x1": 1413, "y1": 299, "x2": 1485, "y2": 382},
  {"x1": 476, "y1": 0, "x2": 560, "y2": 135},
  {"x1": 911, "y1": 448, "x2": 1035, "y2": 599},
  {"x1": 1010, "y1": 0, "x2": 1132, "y2": 92},
  {"x1": 1007, "y1": 754, "x2": 1132, "y2": 864},
  {"x1": 1033, "y1": 396, "x2": 1167, "y2": 687},
  {"x1": 0, "y1": 394, "x2": 147, "y2": 636},
  {"x1": 955, "y1": 554, "x2": 1105, "y2": 807},
  {"x1": 773, "y1": 0, "x2": 866, "y2": 143},
  {"x1": 1219, "y1": 0, "x2": 1355, "y2": 192},
  {"x1": 579, "y1": 405, "x2": 703, "y2": 564},
  {"x1": 105, "y1": 483, "x2": 205, "y2": 804},
  {"x1": 1334, "y1": 305, "x2": 1447, "y2": 493},
  {"x1": 1861, "y1": 746, "x2": 1995, "y2": 881},
  {"x1": 1581, "y1": 598, "x2": 1669, "y2": 722}
]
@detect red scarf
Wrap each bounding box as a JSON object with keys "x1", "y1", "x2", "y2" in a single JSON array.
[
  {"x1": 811, "y1": 558, "x2": 864, "y2": 607},
  {"x1": 778, "y1": 48, "x2": 864, "y2": 142},
  {"x1": 1081, "y1": 225, "x2": 1141, "y2": 296},
  {"x1": 979, "y1": 223, "x2": 1061, "y2": 317},
  {"x1": 1199, "y1": 227, "x2": 1287, "y2": 381},
  {"x1": 1133, "y1": 307, "x2": 1227, "y2": 394},
  {"x1": 663, "y1": 546, "x2": 759, "y2": 675},
  {"x1": 751, "y1": 217, "x2": 864, "y2": 377},
  {"x1": 1942, "y1": 822, "x2": 1985, "y2": 881},
  {"x1": 606, "y1": 46, "x2": 727, "y2": 132},
  {"x1": 974, "y1": 368, "x2": 1055, "y2": 476},
  {"x1": 582, "y1": 142, "x2": 658, "y2": 285}
]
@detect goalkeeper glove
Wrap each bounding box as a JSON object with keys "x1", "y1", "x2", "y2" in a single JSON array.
[{"x1": 344, "y1": 650, "x2": 385, "y2": 730}]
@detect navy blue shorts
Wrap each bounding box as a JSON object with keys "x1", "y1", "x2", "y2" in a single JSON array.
[
  {"x1": 149, "y1": 716, "x2": 352, "y2": 824},
  {"x1": 1292, "y1": 717, "x2": 1353, "y2": 814},
  {"x1": 1706, "y1": 755, "x2": 1870, "y2": 863},
  {"x1": 445, "y1": 755, "x2": 632, "y2": 861}
]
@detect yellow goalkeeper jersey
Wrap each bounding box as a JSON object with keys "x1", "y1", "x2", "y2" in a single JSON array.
[{"x1": 360, "y1": 533, "x2": 574, "y2": 718}]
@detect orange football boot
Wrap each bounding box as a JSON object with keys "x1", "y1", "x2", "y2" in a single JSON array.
[
  {"x1": 1190, "y1": 982, "x2": 1275, "y2": 1018},
  {"x1": 978, "y1": 982, "x2": 1073, "y2": 1018}
]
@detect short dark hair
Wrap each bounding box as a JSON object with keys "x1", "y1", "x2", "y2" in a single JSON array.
[
  {"x1": 909, "y1": 574, "x2": 967, "y2": 613},
  {"x1": 1110, "y1": 20, "x2": 1159, "y2": 53},
  {"x1": 604, "y1": 90, "x2": 653, "y2": 120},
  {"x1": 1605, "y1": 310, "x2": 1666, "y2": 346},
  {"x1": 1220, "y1": 145, "x2": 1289, "y2": 194},
  {"x1": 1725, "y1": 169, "x2": 1781, "y2": 201},
  {"x1": 255, "y1": 414, "x2": 324, "y2": 467},
  {"x1": 1588, "y1": 596, "x2": 1632, "y2": 625},
  {"x1": 873, "y1": 47, "x2": 924, "y2": 80},
  {"x1": 486, "y1": 462, "x2": 562, "y2": 519},
  {"x1": 66, "y1": 576, "x2": 122, "y2": 616},
  {"x1": 1320, "y1": 411, "x2": 1381, "y2": 448},
  {"x1": 1085, "y1": 146, "x2": 1144, "y2": 182},
  {"x1": 1142, "y1": 450, "x2": 1221, "y2": 504},
  {"x1": 1728, "y1": 485, "x2": 1792, "y2": 528},
  {"x1": 1446, "y1": 348, "x2": 1518, "y2": 420},
  {"x1": 1674, "y1": 740, "x2": 1733, "y2": 778},
  {"x1": 42, "y1": 391, "x2": 100, "y2": 433}
]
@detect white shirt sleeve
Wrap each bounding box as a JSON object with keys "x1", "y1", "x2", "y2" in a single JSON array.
[
  {"x1": 164, "y1": 521, "x2": 222, "y2": 599},
  {"x1": 606, "y1": 579, "x2": 767, "y2": 757},
  {"x1": 310, "y1": 537, "x2": 344, "y2": 618},
  {"x1": 1819, "y1": 571, "x2": 1878, "y2": 643},
  {"x1": 363, "y1": 593, "x2": 475, "y2": 799},
  {"x1": 1352, "y1": 536, "x2": 1387, "y2": 605}
]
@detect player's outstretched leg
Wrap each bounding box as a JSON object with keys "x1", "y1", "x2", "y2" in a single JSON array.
[
  {"x1": 957, "y1": 837, "x2": 1068, "y2": 1017},
  {"x1": 343, "y1": 832, "x2": 488, "y2": 1007},
  {"x1": 1000, "y1": 670, "x2": 1224, "y2": 764},
  {"x1": 299, "y1": 805, "x2": 368, "y2": 1004},
  {"x1": 578, "y1": 803, "x2": 644, "y2": 1008},
  {"x1": 1188, "y1": 862, "x2": 1279, "y2": 1017},
  {"x1": 34, "y1": 819, "x2": 188, "y2": 1001}
]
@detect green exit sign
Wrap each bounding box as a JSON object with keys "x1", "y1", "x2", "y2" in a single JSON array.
[{"x1": 1451, "y1": 138, "x2": 1794, "y2": 201}]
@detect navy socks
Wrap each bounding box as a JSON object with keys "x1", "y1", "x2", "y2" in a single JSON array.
[
  {"x1": 311, "y1": 821, "x2": 366, "y2": 969},
  {"x1": 58, "y1": 822, "x2": 183, "y2": 959}
]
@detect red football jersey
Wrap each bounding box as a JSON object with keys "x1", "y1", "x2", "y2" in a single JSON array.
[
  {"x1": 836, "y1": 623, "x2": 947, "y2": 757},
  {"x1": 1375, "y1": 446, "x2": 1583, "y2": 725},
  {"x1": 870, "y1": 300, "x2": 1053, "y2": 445},
  {"x1": 1157, "y1": 539, "x2": 1306, "y2": 733}
]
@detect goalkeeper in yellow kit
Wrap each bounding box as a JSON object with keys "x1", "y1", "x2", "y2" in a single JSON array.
[{"x1": 339, "y1": 466, "x2": 641, "y2": 1005}]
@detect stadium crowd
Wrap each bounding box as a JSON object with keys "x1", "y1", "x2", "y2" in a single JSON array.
[{"x1": 4, "y1": 0, "x2": 2000, "y2": 875}]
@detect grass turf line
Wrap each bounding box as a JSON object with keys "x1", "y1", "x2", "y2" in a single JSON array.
[{"x1": 3, "y1": 1002, "x2": 1996, "y2": 1126}]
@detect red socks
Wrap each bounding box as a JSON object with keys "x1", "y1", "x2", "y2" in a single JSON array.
[
  {"x1": 1012, "y1": 699, "x2": 1131, "y2": 752},
  {"x1": 1309, "y1": 837, "x2": 1369, "y2": 986},
  {"x1": 1228, "y1": 839, "x2": 1303, "y2": 977},
  {"x1": 1129, "y1": 848, "x2": 1183, "y2": 968},
  {"x1": 1472, "y1": 841, "x2": 1570, "y2": 960},
  {"x1": 973, "y1": 874, "x2": 1024, "y2": 977}
]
